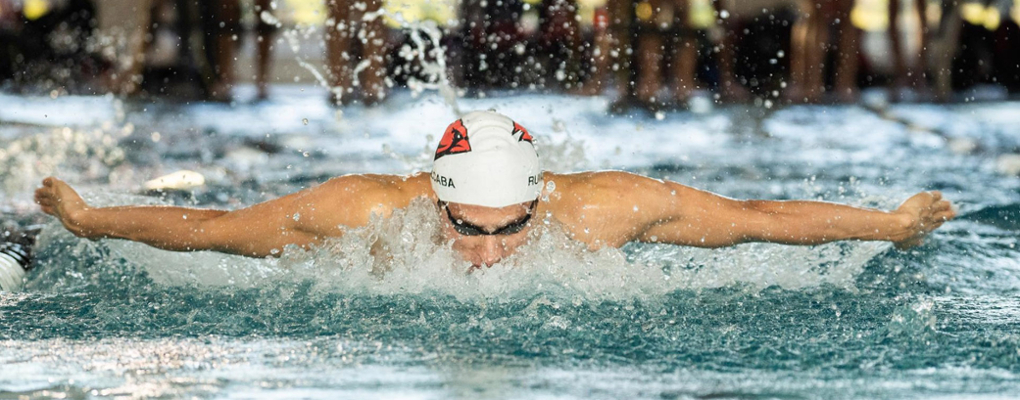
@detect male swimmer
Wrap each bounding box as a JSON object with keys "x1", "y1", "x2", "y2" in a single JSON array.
[{"x1": 34, "y1": 110, "x2": 956, "y2": 269}]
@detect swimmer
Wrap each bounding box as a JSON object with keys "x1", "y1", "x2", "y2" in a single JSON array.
[{"x1": 34, "y1": 111, "x2": 956, "y2": 269}]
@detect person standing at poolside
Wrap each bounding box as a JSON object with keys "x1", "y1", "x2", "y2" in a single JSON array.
[
  {"x1": 325, "y1": 0, "x2": 387, "y2": 106},
  {"x1": 34, "y1": 111, "x2": 955, "y2": 269}
]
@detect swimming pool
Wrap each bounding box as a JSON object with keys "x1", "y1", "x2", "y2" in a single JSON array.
[{"x1": 1, "y1": 89, "x2": 1019, "y2": 398}]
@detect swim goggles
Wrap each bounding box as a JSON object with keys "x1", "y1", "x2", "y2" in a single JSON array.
[{"x1": 438, "y1": 200, "x2": 538, "y2": 236}]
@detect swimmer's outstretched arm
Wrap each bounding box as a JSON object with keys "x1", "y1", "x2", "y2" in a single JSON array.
[
  {"x1": 34, "y1": 176, "x2": 376, "y2": 257},
  {"x1": 571, "y1": 172, "x2": 955, "y2": 250},
  {"x1": 652, "y1": 184, "x2": 954, "y2": 249}
]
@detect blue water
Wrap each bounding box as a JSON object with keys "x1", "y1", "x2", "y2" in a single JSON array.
[{"x1": 1, "y1": 88, "x2": 1019, "y2": 398}]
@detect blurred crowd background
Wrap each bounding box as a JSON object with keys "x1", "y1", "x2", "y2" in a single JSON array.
[{"x1": 0, "y1": 0, "x2": 1018, "y2": 109}]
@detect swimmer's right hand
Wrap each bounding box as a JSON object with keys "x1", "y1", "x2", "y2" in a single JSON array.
[{"x1": 35, "y1": 177, "x2": 93, "y2": 238}]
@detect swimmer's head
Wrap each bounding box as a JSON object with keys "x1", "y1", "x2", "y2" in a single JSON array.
[
  {"x1": 431, "y1": 110, "x2": 543, "y2": 208},
  {"x1": 438, "y1": 200, "x2": 537, "y2": 270}
]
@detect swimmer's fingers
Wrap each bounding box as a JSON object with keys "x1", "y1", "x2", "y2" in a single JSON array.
[
  {"x1": 34, "y1": 182, "x2": 58, "y2": 200},
  {"x1": 35, "y1": 177, "x2": 55, "y2": 198},
  {"x1": 34, "y1": 189, "x2": 55, "y2": 216},
  {"x1": 917, "y1": 195, "x2": 955, "y2": 223},
  {"x1": 918, "y1": 211, "x2": 952, "y2": 231},
  {"x1": 934, "y1": 208, "x2": 956, "y2": 222},
  {"x1": 930, "y1": 199, "x2": 951, "y2": 212},
  {"x1": 34, "y1": 186, "x2": 52, "y2": 205},
  {"x1": 899, "y1": 191, "x2": 944, "y2": 214},
  {"x1": 34, "y1": 177, "x2": 68, "y2": 217},
  {"x1": 923, "y1": 200, "x2": 956, "y2": 225}
]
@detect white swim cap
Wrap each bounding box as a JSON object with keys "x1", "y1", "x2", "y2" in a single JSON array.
[{"x1": 431, "y1": 111, "x2": 543, "y2": 208}]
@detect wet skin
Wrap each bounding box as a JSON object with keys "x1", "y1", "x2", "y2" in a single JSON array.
[
  {"x1": 440, "y1": 201, "x2": 536, "y2": 269},
  {"x1": 36, "y1": 172, "x2": 956, "y2": 266}
]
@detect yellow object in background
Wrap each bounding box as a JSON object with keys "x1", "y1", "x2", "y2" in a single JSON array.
[
  {"x1": 961, "y1": 1, "x2": 1004, "y2": 30},
  {"x1": 383, "y1": 0, "x2": 457, "y2": 28},
  {"x1": 23, "y1": 0, "x2": 50, "y2": 21},
  {"x1": 1014, "y1": 0, "x2": 1020, "y2": 25},
  {"x1": 635, "y1": 2, "x2": 653, "y2": 22},
  {"x1": 851, "y1": 0, "x2": 889, "y2": 32},
  {"x1": 577, "y1": 0, "x2": 606, "y2": 27},
  {"x1": 849, "y1": 0, "x2": 1011, "y2": 32},
  {"x1": 962, "y1": 2, "x2": 986, "y2": 25},
  {"x1": 283, "y1": 0, "x2": 326, "y2": 25},
  {"x1": 575, "y1": 0, "x2": 710, "y2": 29},
  {"x1": 278, "y1": 0, "x2": 1017, "y2": 31},
  {"x1": 983, "y1": 6, "x2": 1000, "y2": 30},
  {"x1": 688, "y1": 0, "x2": 714, "y2": 29}
]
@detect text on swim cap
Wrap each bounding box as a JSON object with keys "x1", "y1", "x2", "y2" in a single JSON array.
[
  {"x1": 432, "y1": 171, "x2": 456, "y2": 188},
  {"x1": 528, "y1": 174, "x2": 542, "y2": 186}
]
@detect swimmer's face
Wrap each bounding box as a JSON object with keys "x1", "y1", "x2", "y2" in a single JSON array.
[{"x1": 438, "y1": 200, "x2": 537, "y2": 270}]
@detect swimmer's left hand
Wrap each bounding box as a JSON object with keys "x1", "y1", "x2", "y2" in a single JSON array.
[
  {"x1": 892, "y1": 191, "x2": 956, "y2": 250},
  {"x1": 34, "y1": 177, "x2": 94, "y2": 239}
]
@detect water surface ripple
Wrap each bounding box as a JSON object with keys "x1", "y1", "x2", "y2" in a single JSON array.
[{"x1": 1, "y1": 92, "x2": 1019, "y2": 399}]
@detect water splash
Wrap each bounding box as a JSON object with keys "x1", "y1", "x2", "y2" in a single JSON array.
[
  {"x1": 0, "y1": 125, "x2": 128, "y2": 201},
  {"x1": 30, "y1": 195, "x2": 886, "y2": 301},
  {"x1": 261, "y1": 8, "x2": 461, "y2": 114},
  {"x1": 399, "y1": 21, "x2": 460, "y2": 115}
]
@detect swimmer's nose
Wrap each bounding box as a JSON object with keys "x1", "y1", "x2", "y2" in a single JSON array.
[{"x1": 478, "y1": 237, "x2": 503, "y2": 267}]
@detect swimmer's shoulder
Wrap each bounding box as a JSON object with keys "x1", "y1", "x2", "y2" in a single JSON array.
[
  {"x1": 543, "y1": 171, "x2": 678, "y2": 247},
  {"x1": 316, "y1": 172, "x2": 433, "y2": 206},
  {"x1": 545, "y1": 170, "x2": 668, "y2": 205},
  {"x1": 288, "y1": 173, "x2": 433, "y2": 231}
]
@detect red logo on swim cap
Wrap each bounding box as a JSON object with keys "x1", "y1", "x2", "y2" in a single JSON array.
[
  {"x1": 513, "y1": 122, "x2": 533, "y2": 143},
  {"x1": 435, "y1": 119, "x2": 471, "y2": 160}
]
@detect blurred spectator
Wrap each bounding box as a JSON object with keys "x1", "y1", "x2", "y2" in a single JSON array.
[
  {"x1": 325, "y1": 0, "x2": 388, "y2": 106},
  {"x1": 576, "y1": 4, "x2": 612, "y2": 95},
  {"x1": 253, "y1": 0, "x2": 276, "y2": 100},
  {"x1": 713, "y1": 0, "x2": 788, "y2": 102},
  {"x1": 144, "y1": 0, "x2": 274, "y2": 101},
  {"x1": 600, "y1": 0, "x2": 637, "y2": 109},
  {"x1": 456, "y1": 0, "x2": 527, "y2": 91},
  {"x1": 714, "y1": 0, "x2": 858, "y2": 104},
  {"x1": 929, "y1": 0, "x2": 1019, "y2": 100},
  {"x1": 802, "y1": 0, "x2": 859, "y2": 103},
  {"x1": 643, "y1": 0, "x2": 697, "y2": 108},
  {"x1": 141, "y1": 0, "x2": 206, "y2": 97},
  {"x1": 197, "y1": 0, "x2": 242, "y2": 101},
  {"x1": 888, "y1": 0, "x2": 930, "y2": 100},
  {"x1": 603, "y1": 0, "x2": 700, "y2": 111},
  {"x1": 2, "y1": 0, "x2": 1015, "y2": 106},
  {"x1": 93, "y1": 0, "x2": 154, "y2": 94},
  {"x1": 537, "y1": 0, "x2": 583, "y2": 90}
]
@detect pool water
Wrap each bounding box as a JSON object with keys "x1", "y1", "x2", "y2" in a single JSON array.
[{"x1": 1, "y1": 88, "x2": 1019, "y2": 399}]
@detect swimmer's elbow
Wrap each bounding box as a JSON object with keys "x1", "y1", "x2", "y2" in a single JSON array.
[
  {"x1": 726, "y1": 200, "x2": 787, "y2": 244},
  {"x1": 742, "y1": 200, "x2": 786, "y2": 215}
]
